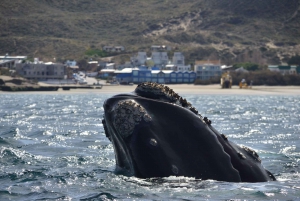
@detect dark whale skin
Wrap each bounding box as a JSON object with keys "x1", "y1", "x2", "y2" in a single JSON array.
[{"x1": 102, "y1": 82, "x2": 276, "y2": 182}]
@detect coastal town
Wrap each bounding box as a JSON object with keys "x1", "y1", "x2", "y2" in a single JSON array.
[{"x1": 0, "y1": 45, "x2": 300, "y2": 91}]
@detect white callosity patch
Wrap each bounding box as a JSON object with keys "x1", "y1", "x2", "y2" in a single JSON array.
[{"x1": 113, "y1": 100, "x2": 152, "y2": 138}]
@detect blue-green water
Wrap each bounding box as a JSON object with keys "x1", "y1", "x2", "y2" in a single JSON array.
[{"x1": 0, "y1": 93, "x2": 299, "y2": 200}]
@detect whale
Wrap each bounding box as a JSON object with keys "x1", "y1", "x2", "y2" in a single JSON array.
[{"x1": 102, "y1": 82, "x2": 276, "y2": 182}]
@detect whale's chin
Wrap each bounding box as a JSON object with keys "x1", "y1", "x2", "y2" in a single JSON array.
[{"x1": 102, "y1": 82, "x2": 276, "y2": 182}]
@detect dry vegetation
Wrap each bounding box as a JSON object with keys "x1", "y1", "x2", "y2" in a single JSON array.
[{"x1": 0, "y1": 0, "x2": 300, "y2": 64}]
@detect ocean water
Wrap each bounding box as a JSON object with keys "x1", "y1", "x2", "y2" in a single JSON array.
[{"x1": 0, "y1": 93, "x2": 299, "y2": 201}]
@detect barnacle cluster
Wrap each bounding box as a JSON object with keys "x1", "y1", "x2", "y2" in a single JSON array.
[
  {"x1": 135, "y1": 82, "x2": 200, "y2": 116},
  {"x1": 242, "y1": 146, "x2": 261, "y2": 162},
  {"x1": 113, "y1": 100, "x2": 152, "y2": 138}
]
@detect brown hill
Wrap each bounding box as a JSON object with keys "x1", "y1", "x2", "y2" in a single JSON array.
[{"x1": 0, "y1": 0, "x2": 300, "y2": 64}]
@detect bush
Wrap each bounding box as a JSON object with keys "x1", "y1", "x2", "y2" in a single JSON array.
[
  {"x1": 194, "y1": 70, "x2": 300, "y2": 86},
  {"x1": 85, "y1": 49, "x2": 108, "y2": 57}
]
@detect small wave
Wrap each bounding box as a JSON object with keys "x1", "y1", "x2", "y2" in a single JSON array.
[
  {"x1": 0, "y1": 147, "x2": 33, "y2": 165},
  {"x1": 80, "y1": 192, "x2": 117, "y2": 200}
]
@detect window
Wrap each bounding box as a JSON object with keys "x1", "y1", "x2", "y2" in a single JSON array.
[
  {"x1": 133, "y1": 71, "x2": 138, "y2": 76},
  {"x1": 184, "y1": 74, "x2": 189, "y2": 78},
  {"x1": 171, "y1": 73, "x2": 176, "y2": 78},
  {"x1": 177, "y1": 73, "x2": 182, "y2": 78}
]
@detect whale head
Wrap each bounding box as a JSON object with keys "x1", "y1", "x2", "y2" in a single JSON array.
[{"x1": 102, "y1": 82, "x2": 276, "y2": 182}]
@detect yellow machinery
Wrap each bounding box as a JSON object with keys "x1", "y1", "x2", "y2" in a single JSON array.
[
  {"x1": 239, "y1": 79, "x2": 251, "y2": 89},
  {"x1": 220, "y1": 72, "x2": 232, "y2": 88}
]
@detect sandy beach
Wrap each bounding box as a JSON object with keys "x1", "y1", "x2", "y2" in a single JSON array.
[{"x1": 1, "y1": 84, "x2": 300, "y2": 95}]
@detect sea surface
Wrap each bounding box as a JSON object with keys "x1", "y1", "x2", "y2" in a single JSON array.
[{"x1": 0, "y1": 93, "x2": 300, "y2": 201}]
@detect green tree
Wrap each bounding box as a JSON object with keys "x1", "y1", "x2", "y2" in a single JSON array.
[
  {"x1": 145, "y1": 60, "x2": 155, "y2": 67},
  {"x1": 77, "y1": 59, "x2": 88, "y2": 71},
  {"x1": 233, "y1": 62, "x2": 259, "y2": 71}
]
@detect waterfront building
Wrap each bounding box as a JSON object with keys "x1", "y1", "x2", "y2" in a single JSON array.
[
  {"x1": 0, "y1": 55, "x2": 27, "y2": 69},
  {"x1": 194, "y1": 61, "x2": 222, "y2": 80},
  {"x1": 16, "y1": 62, "x2": 66, "y2": 80},
  {"x1": 98, "y1": 69, "x2": 116, "y2": 78}
]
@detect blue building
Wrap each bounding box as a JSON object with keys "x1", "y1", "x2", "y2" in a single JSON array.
[{"x1": 115, "y1": 68, "x2": 196, "y2": 84}]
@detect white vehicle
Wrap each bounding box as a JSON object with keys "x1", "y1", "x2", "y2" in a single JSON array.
[{"x1": 78, "y1": 79, "x2": 87, "y2": 84}]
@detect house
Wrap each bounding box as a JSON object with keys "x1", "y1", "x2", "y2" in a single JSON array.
[
  {"x1": 88, "y1": 61, "x2": 99, "y2": 69},
  {"x1": 268, "y1": 65, "x2": 298, "y2": 75},
  {"x1": 131, "y1": 52, "x2": 147, "y2": 66},
  {"x1": 98, "y1": 69, "x2": 116, "y2": 78},
  {"x1": 172, "y1": 52, "x2": 185, "y2": 65},
  {"x1": 15, "y1": 62, "x2": 66, "y2": 80},
  {"x1": 66, "y1": 60, "x2": 77, "y2": 67},
  {"x1": 0, "y1": 55, "x2": 27, "y2": 69},
  {"x1": 117, "y1": 62, "x2": 133, "y2": 70},
  {"x1": 151, "y1": 45, "x2": 172, "y2": 52},
  {"x1": 103, "y1": 46, "x2": 125, "y2": 52},
  {"x1": 151, "y1": 52, "x2": 168, "y2": 68}
]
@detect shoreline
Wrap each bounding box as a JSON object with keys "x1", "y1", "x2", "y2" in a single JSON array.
[{"x1": 1, "y1": 84, "x2": 300, "y2": 95}]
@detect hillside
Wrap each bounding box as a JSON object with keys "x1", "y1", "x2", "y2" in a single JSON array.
[{"x1": 0, "y1": 0, "x2": 300, "y2": 65}]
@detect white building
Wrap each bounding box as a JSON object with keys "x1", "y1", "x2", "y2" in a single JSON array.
[
  {"x1": 66, "y1": 60, "x2": 77, "y2": 67},
  {"x1": 172, "y1": 52, "x2": 185, "y2": 65},
  {"x1": 165, "y1": 64, "x2": 191, "y2": 71},
  {"x1": 16, "y1": 62, "x2": 66, "y2": 79},
  {"x1": 151, "y1": 52, "x2": 168, "y2": 67},
  {"x1": 0, "y1": 55, "x2": 27, "y2": 69},
  {"x1": 105, "y1": 63, "x2": 115, "y2": 69},
  {"x1": 131, "y1": 52, "x2": 147, "y2": 66}
]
